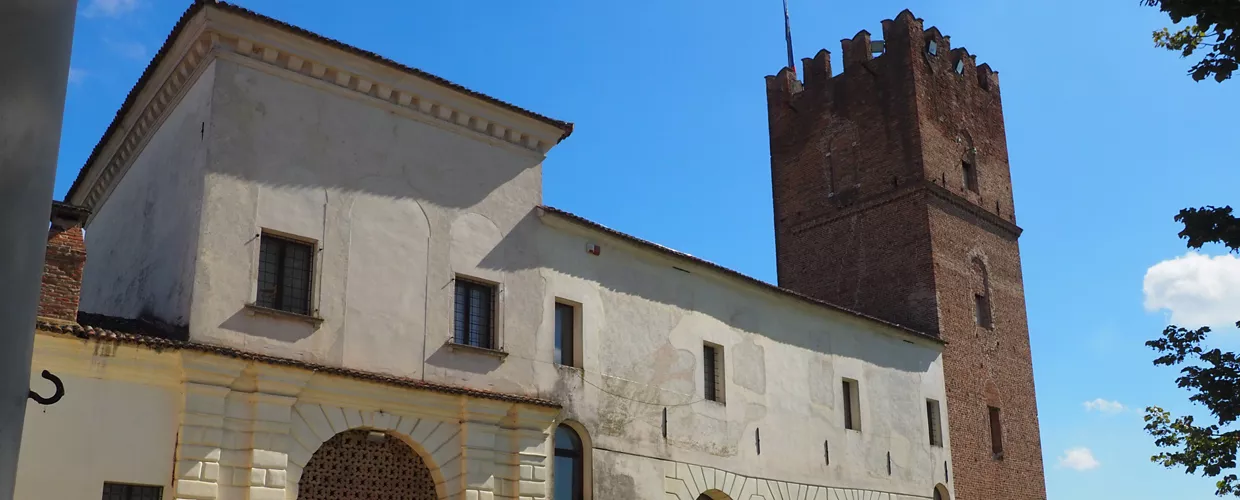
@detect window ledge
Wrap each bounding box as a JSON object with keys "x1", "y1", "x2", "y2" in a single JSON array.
[
  {"x1": 244, "y1": 303, "x2": 324, "y2": 326},
  {"x1": 445, "y1": 342, "x2": 509, "y2": 359},
  {"x1": 992, "y1": 452, "x2": 1005, "y2": 461}
]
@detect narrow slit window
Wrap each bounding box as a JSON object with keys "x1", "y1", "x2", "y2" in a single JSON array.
[
  {"x1": 554, "y1": 302, "x2": 576, "y2": 366},
  {"x1": 256, "y1": 233, "x2": 314, "y2": 315},
  {"x1": 927, "y1": 399, "x2": 943, "y2": 446},
  {"x1": 454, "y1": 277, "x2": 496, "y2": 349},
  {"x1": 988, "y1": 406, "x2": 1004, "y2": 458},
  {"x1": 843, "y1": 379, "x2": 861, "y2": 431},
  {"x1": 975, "y1": 293, "x2": 993, "y2": 329},
  {"x1": 703, "y1": 343, "x2": 724, "y2": 403},
  {"x1": 962, "y1": 159, "x2": 979, "y2": 192}
]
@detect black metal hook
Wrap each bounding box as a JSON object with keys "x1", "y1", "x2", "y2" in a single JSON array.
[{"x1": 28, "y1": 370, "x2": 64, "y2": 406}]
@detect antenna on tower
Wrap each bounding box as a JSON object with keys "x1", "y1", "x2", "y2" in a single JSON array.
[{"x1": 783, "y1": 0, "x2": 796, "y2": 74}]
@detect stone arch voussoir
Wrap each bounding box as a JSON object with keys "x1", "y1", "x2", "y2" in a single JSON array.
[{"x1": 286, "y1": 403, "x2": 461, "y2": 500}]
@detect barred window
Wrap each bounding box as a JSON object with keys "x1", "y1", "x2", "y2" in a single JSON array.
[
  {"x1": 927, "y1": 399, "x2": 943, "y2": 446},
  {"x1": 256, "y1": 233, "x2": 314, "y2": 315},
  {"x1": 704, "y1": 343, "x2": 724, "y2": 403},
  {"x1": 843, "y1": 379, "x2": 861, "y2": 431},
  {"x1": 102, "y1": 483, "x2": 162, "y2": 500},
  {"x1": 454, "y1": 278, "x2": 495, "y2": 349}
]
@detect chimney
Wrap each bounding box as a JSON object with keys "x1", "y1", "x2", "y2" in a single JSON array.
[{"x1": 39, "y1": 202, "x2": 89, "y2": 322}]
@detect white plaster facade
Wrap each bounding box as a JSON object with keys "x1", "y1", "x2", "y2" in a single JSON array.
[{"x1": 20, "y1": 3, "x2": 953, "y2": 500}]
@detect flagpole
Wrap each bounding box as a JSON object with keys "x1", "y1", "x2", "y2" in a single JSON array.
[{"x1": 783, "y1": 0, "x2": 796, "y2": 73}]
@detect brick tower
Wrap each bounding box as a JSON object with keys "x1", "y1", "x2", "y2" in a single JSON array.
[{"x1": 765, "y1": 10, "x2": 1046, "y2": 500}]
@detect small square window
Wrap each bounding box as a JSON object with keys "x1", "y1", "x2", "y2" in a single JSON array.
[
  {"x1": 554, "y1": 301, "x2": 578, "y2": 366},
  {"x1": 927, "y1": 399, "x2": 943, "y2": 446},
  {"x1": 843, "y1": 379, "x2": 861, "y2": 431},
  {"x1": 256, "y1": 233, "x2": 315, "y2": 315},
  {"x1": 703, "y1": 343, "x2": 724, "y2": 403},
  {"x1": 102, "y1": 482, "x2": 163, "y2": 500},
  {"x1": 927, "y1": 40, "x2": 938, "y2": 56},
  {"x1": 989, "y1": 406, "x2": 1004, "y2": 459},
  {"x1": 454, "y1": 277, "x2": 496, "y2": 349}
]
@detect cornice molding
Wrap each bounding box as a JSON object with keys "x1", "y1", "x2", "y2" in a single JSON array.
[{"x1": 76, "y1": 11, "x2": 561, "y2": 218}]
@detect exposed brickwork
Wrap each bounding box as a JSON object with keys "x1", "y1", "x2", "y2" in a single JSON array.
[
  {"x1": 766, "y1": 10, "x2": 1045, "y2": 500},
  {"x1": 39, "y1": 202, "x2": 89, "y2": 322}
]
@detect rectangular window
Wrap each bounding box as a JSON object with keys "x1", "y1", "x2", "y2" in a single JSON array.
[
  {"x1": 927, "y1": 399, "x2": 943, "y2": 446},
  {"x1": 843, "y1": 379, "x2": 861, "y2": 431},
  {"x1": 554, "y1": 302, "x2": 576, "y2": 366},
  {"x1": 453, "y1": 278, "x2": 496, "y2": 349},
  {"x1": 975, "y1": 293, "x2": 993, "y2": 329},
  {"x1": 256, "y1": 233, "x2": 314, "y2": 315},
  {"x1": 989, "y1": 406, "x2": 1004, "y2": 458},
  {"x1": 962, "y1": 160, "x2": 979, "y2": 193},
  {"x1": 102, "y1": 483, "x2": 163, "y2": 500},
  {"x1": 703, "y1": 343, "x2": 724, "y2": 403}
]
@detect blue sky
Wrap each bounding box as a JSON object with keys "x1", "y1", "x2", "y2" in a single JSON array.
[{"x1": 58, "y1": 0, "x2": 1239, "y2": 498}]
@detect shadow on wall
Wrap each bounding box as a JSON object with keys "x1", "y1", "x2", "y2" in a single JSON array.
[
  {"x1": 207, "y1": 58, "x2": 543, "y2": 211},
  {"x1": 475, "y1": 209, "x2": 940, "y2": 375}
]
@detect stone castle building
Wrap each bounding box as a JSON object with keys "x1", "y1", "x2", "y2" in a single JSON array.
[{"x1": 16, "y1": 1, "x2": 1043, "y2": 499}]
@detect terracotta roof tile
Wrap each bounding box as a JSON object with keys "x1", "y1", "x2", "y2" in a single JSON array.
[
  {"x1": 37, "y1": 315, "x2": 559, "y2": 408},
  {"x1": 67, "y1": 0, "x2": 573, "y2": 202}
]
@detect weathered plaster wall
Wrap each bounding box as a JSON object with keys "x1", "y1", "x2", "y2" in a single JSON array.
[
  {"x1": 79, "y1": 61, "x2": 216, "y2": 326},
  {"x1": 14, "y1": 340, "x2": 180, "y2": 500},
  {"x1": 188, "y1": 57, "x2": 546, "y2": 383},
  {"x1": 535, "y1": 219, "x2": 953, "y2": 498}
]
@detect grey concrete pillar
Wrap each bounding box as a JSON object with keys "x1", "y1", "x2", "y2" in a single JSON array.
[{"x1": 0, "y1": 1, "x2": 79, "y2": 499}]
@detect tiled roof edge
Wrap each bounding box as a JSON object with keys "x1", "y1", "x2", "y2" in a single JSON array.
[
  {"x1": 35, "y1": 317, "x2": 560, "y2": 408},
  {"x1": 538, "y1": 205, "x2": 945, "y2": 345}
]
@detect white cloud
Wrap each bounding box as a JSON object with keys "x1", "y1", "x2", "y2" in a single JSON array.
[
  {"x1": 105, "y1": 39, "x2": 147, "y2": 61},
  {"x1": 1083, "y1": 398, "x2": 1126, "y2": 414},
  {"x1": 83, "y1": 0, "x2": 139, "y2": 18},
  {"x1": 1143, "y1": 252, "x2": 1240, "y2": 329},
  {"x1": 1058, "y1": 447, "x2": 1100, "y2": 471},
  {"x1": 68, "y1": 68, "x2": 87, "y2": 84}
]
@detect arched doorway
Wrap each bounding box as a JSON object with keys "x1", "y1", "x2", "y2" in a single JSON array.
[{"x1": 299, "y1": 429, "x2": 437, "y2": 500}]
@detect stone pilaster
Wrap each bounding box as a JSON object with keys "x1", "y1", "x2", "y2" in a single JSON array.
[
  {"x1": 174, "y1": 355, "x2": 245, "y2": 500},
  {"x1": 220, "y1": 367, "x2": 309, "y2": 500},
  {"x1": 505, "y1": 406, "x2": 558, "y2": 500},
  {"x1": 458, "y1": 402, "x2": 514, "y2": 500}
]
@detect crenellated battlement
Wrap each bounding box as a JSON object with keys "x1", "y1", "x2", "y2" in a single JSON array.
[{"x1": 765, "y1": 9, "x2": 999, "y2": 99}]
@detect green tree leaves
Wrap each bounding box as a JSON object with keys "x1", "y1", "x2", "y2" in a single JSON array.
[
  {"x1": 1146, "y1": 206, "x2": 1240, "y2": 496},
  {"x1": 1142, "y1": 0, "x2": 1239, "y2": 81}
]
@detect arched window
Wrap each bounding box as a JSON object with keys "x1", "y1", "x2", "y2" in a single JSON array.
[
  {"x1": 934, "y1": 483, "x2": 951, "y2": 500},
  {"x1": 554, "y1": 425, "x2": 584, "y2": 500}
]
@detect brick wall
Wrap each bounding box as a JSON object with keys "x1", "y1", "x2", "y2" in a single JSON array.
[
  {"x1": 39, "y1": 202, "x2": 89, "y2": 322},
  {"x1": 766, "y1": 10, "x2": 1045, "y2": 500}
]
